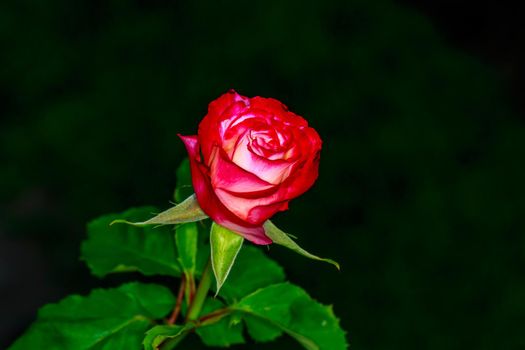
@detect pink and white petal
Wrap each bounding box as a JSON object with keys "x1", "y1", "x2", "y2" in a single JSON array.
[
  {"x1": 209, "y1": 146, "x2": 275, "y2": 193},
  {"x1": 221, "y1": 115, "x2": 269, "y2": 159},
  {"x1": 217, "y1": 101, "x2": 251, "y2": 137},
  {"x1": 198, "y1": 117, "x2": 220, "y2": 163},
  {"x1": 179, "y1": 134, "x2": 272, "y2": 245},
  {"x1": 214, "y1": 218, "x2": 272, "y2": 245},
  {"x1": 215, "y1": 187, "x2": 288, "y2": 225},
  {"x1": 199, "y1": 91, "x2": 250, "y2": 161},
  {"x1": 232, "y1": 137, "x2": 294, "y2": 184},
  {"x1": 214, "y1": 188, "x2": 262, "y2": 223},
  {"x1": 282, "y1": 157, "x2": 320, "y2": 199},
  {"x1": 246, "y1": 201, "x2": 289, "y2": 224},
  {"x1": 215, "y1": 156, "x2": 319, "y2": 226},
  {"x1": 208, "y1": 90, "x2": 249, "y2": 118}
]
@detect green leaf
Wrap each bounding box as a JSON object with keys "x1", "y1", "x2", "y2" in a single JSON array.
[
  {"x1": 216, "y1": 245, "x2": 286, "y2": 303},
  {"x1": 9, "y1": 283, "x2": 176, "y2": 350},
  {"x1": 195, "y1": 298, "x2": 245, "y2": 347},
  {"x1": 210, "y1": 223, "x2": 244, "y2": 294},
  {"x1": 176, "y1": 222, "x2": 198, "y2": 276},
  {"x1": 81, "y1": 207, "x2": 181, "y2": 277},
  {"x1": 243, "y1": 315, "x2": 283, "y2": 343},
  {"x1": 264, "y1": 221, "x2": 340, "y2": 270},
  {"x1": 112, "y1": 194, "x2": 208, "y2": 227},
  {"x1": 143, "y1": 324, "x2": 192, "y2": 350},
  {"x1": 233, "y1": 283, "x2": 348, "y2": 350},
  {"x1": 174, "y1": 158, "x2": 193, "y2": 203}
]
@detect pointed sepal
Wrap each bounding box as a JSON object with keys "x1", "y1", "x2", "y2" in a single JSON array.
[
  {"x1": 111, "y1": 194, "x2": 208, "y2": 227},
  {"x1": 210, "y1": 223, "x2": 244, "y2": 294},
  {"x1": 263, "y1": 221, "x2": 340, "y2": 270}
]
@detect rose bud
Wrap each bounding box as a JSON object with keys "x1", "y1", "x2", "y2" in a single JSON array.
[{"x1": 179, "y1": 90, "x2": 322, "y2": 245}]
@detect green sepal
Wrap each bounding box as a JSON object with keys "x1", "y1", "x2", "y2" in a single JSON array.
[
  {"x1": 210, "y1": 223, "x2": 244, "y2": 294},
  {"x1": 264, "y1": 221, "x2": 340, "y2": 270},
  {"x1": 143, "y1": 324, "x2": 193, "y2": 350},
  {"x1": 112, "y1": 194, "x2": 208, "y2": 227},
  {"x1": 8, "y1": 283, "x2": 176, "y2": 350}
]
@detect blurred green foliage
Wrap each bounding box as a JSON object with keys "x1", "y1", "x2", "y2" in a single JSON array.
[{"x1": 1, "y1": 0, "x2": 524, "y2": 349}]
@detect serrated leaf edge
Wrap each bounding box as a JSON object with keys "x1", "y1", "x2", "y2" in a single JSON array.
[{"x1": 231, "y1": 282, "x2": 348, "y2": 350}]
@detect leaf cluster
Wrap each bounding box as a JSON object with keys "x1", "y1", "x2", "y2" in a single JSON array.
[{"x1": 9, "y1": 160, "x2": 347, "y2": 350}]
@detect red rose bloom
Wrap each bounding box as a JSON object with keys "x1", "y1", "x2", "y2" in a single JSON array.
[{"x1": 180, "y1": 90, "x2": 322, "y2": 245}]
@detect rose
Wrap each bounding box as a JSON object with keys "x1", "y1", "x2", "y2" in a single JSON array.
[{"x1": 179, "y1": 90, "x2": 322, "y2": 245}]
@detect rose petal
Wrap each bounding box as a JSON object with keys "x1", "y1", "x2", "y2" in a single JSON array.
[
  {"x1": 199, "y1": 91, "x2": 250, "y2": 162},
  {"x1": 215, "y1": 187, "x2": 289, "y2": 225},
  {"x1": 213, "y1": 155, "x2": 319, "y2": 226},
  {"x1": 231, "y1": 134, "x2": 295, "y2": 184},
  {"x1": 250, "y1": 96, "x2": 290, "y2": 115},
  {"x1": 247, "y1": 200, "x2": 289, "y2": 223},
  {"x1": 179, "y1": 134, "x2": 272, "y2": 245},
  {"x1": 208, "y1": 90, "x2": 249, "y2": 119},
  {"x1": 209, "y1": 145, "x2": 275, "y2": 193}
]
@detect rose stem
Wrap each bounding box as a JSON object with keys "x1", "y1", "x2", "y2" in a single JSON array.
[
  {"x1": 167, "y1": 274, "x2": 186, "y2": 325},
  {"x1": 159, "y1": 261, "x2": 213, "y2": 349},
  {"x1": 186, "y1": 260, "x2": 213, "y2": 322},
  {"x1": 185, "y1": 274, "x2": 196, "y2": 305},
  {"x1": 198, "y1": 307, "x2": 230, "y2": 325}
]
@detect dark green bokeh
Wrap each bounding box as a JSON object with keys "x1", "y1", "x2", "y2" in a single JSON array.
[{"x1": 1, "y1": 0, "x2": 523, "y2": 349}]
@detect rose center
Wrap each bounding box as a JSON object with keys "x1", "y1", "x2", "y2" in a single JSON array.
[{"x1": 248, "y1": 128, "x2": 291, "y2": 160}]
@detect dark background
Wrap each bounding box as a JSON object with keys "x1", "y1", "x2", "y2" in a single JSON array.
[{"x1": 1, "y1": 0, "x2": 524, "y2": 349}]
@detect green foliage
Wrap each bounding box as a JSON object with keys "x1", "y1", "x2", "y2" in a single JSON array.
[
  {"x1": 143, "y1": 325, "x2": 192, "y2": 350},
  {"x1": 233, "y1": 283, "x2": 348, "y2": 350},
  {"x1": 81, "y1": 207, "x2": 181, "y2": 277},
  {"x1": 29, "y1": 199, "x2": 345, "y2": 349},
  {"x1": 243, "y1": 315, "x2": 283, "y2": 342},
  {"x1": 195, "y1": 298, "x2": 245, "y2": 347},
  {"x1": 12, "y1": 211, "x2": 347, "y2": 350},
  {"x1": 11, "y1": 159, "x2": 347, "y2": 349},
  {"x1": 176, "y1": 222, "x2": 199, "y2": 277},
  {"x1": 9, "y1": 283, "x2": 175, "y2": 350},
  {"x1": 210, "y1": 223, "x2": 244, "y2": 293},
  {"x1": 216, "y1": 245, "x2": 286, "y2": 303}
]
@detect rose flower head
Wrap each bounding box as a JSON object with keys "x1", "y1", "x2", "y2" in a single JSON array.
[{"x1": 180, "y1": 90, "x2": 322, "y2": 245}]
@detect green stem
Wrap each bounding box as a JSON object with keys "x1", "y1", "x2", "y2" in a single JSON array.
[
  {"x1": 186, "y1": 260, "x2": 213, "y2": 321},
  {"x1": 184, "y1": 273, "x2": 196, "y2": 305},
  {"x1": 199, "y1": 307, "x2": 231, "y2": 326},
  {"x1": 158, "y1": 261, "x2": 212, "y2": 350}
]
